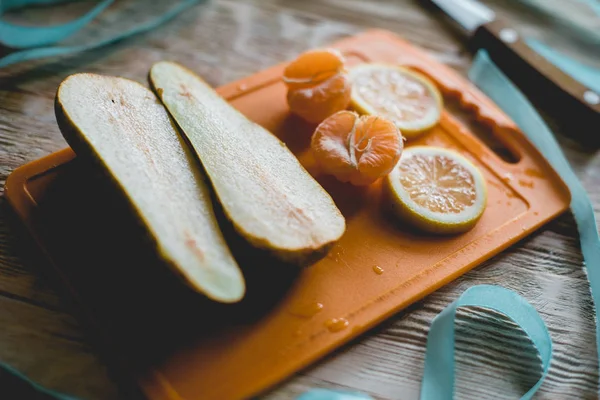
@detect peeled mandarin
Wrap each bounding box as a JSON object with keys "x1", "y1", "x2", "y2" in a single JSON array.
[
  {"x1": 283, "y1": 48, "x2": 352, "y2": 123},
  {"x1": 311, "y1": 110, "x2": 404, "y2": 185},
  {"x1": 287, "y1": 73, "x2": 352, "y2": 124},
  {"x1": 283, "y1": 48, "x2": 345, "y2": 90}
]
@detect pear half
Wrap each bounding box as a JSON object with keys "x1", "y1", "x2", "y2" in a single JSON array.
[
  {"x1": 149, "y1": 62, "x2": 346, "y2": 263},
  {"x1": 55, "y1": 73, "x2": 245, "y2": 303}
]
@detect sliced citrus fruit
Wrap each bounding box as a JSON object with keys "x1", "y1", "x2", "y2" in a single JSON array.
[
  {"x1": 283, "y1": 48, "x2": 352, "y2": 123},
  {"x1": 385, "y1": 146, "x2": 487, "y2": 234},
  {"x1": 311, "y1": 110, "x2": 404, "y2": 186},
  {"x1": 349, "y1": 64, "x2": 443, "y2": 138}
]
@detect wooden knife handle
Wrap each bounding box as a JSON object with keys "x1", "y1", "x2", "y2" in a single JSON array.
[{"x1": 471, "y1": 19, "x2": 600, "y2": 145}]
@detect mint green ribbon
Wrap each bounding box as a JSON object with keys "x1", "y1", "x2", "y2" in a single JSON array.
[
  {"x1": 300, "y1": 285, "x2": 552, "y2": 400},
  {"x1": 468, "y1": 49, "x2": 600, "y2": 396},
  {"x1": 0, "y1": 0, "x2": 202, "y2": 68},
  {"x1": 525, "y1": 38, "x2": 600, "y2": 93},
  {"x1": 0, "y1": 0, "x2": 114, "y2": 49},
  {"x1": 517, "y1": 0, "x2": 600, "y2": 46},
  {"x1": 0, "y1": 363, "x2": 78, "y2": 400},
  {"x1": 419, "y1": 285, "x2": 551, "y2": 399}
]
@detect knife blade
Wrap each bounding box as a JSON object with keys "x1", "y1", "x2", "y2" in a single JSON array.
[{"x1": 425, "y1": 0, "x2": 600, "y2": 146}]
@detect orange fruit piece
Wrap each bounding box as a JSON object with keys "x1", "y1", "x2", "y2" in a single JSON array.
[
  {"x1": 283, "y1": 49, "x2": 352, "y2": 124},
  {"x1": 287, "y1": 73, "x2": 352, "y2": 125},
  {"x1": 283, "y1": 49, "x2": 345, "y2": 90},
  {"x1": 385, "y1": 146, "x2": 487, "y2": 234},
  {"x1": 311, "y1": 110, "x2": 404, "y2": 185}
]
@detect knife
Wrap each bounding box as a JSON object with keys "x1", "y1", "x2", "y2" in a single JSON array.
[{"x1": 424, "y1": 0, "x2": 600, "y2": 145}]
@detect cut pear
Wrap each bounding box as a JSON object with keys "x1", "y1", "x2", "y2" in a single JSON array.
[
  {"x1": 149, "y1": 61, "x2": 346, "y2": 263},
  {"x1": 55, "y1": 73, "x2": 245, "y2": 303}
]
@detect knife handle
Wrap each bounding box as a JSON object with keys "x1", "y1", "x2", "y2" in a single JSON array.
[{"x1": 471, "y1": 19, "x2": 600, "y2": 145}]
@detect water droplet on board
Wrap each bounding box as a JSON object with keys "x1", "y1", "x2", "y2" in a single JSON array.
[
  {"x1": 503, "y1": 172, "x2": 514, "y2": 182},
  {"x1": 534, "y1": 211, "x2": 539, "y2": 216},
  {"x1": 327, "y1": 245, "x2": 345, "y2": 263},
  {"x1": 237, "y1": 83, "x2": 248, "y2": 91},
  {"x1": 325, "y1": 318, "x2": 349, "y2": 332},
  {"x1": 373, "y1": 265, "x2": 384, "y2": 275},
  {"x1": 289, "y1": 302, "x2": 324, "y2": 318}
]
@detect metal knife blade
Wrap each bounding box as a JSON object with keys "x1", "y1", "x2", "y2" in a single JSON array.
[{"x1": 430, "y1": 0, "x2": 495, "y2": 32}]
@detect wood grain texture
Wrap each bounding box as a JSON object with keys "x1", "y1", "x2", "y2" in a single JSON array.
[{"x1": 0, "y1": 0, "x2": 599, "y2": 399}]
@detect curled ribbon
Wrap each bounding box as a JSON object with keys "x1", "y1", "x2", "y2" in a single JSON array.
[{"x1": 0, "y1": 0, "x2": 203, "y2": 68}]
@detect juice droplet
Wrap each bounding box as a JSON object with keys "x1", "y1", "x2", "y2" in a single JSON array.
[
  {"x1": 289, "y1": 302, "x2": 324, "y2": 318},
  {"x1": 293, "y1": 330, "x2": 302, "y2": 337},
  {"x1": 373, "y1": 265, "x2": 384, "y2": 275},
  {"x1": 325, "y1": 318, "x2": 349, "y2": 332},
  {"x1": 524, "y1": 168, "x2": 544, "y2": 178},
  {"x1": 533, "y1": 211, "x2": 539, "y2": 216},
  {"x1": 518, "y1": 179, "x2": 534, "y2": 188}
]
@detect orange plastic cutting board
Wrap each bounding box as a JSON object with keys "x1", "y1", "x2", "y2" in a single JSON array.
[{"x1": 4, "y1": 30, "x2": 570, "y2": 400}]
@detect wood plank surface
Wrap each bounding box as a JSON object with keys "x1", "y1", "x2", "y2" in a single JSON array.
[{"x1": 0, "y1": 0, "x2": 599, "y2": 399}]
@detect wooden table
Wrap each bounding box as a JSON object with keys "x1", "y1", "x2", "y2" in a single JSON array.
[{"x1": 0, "y1": 0, "x2": 599, "y2": 399}]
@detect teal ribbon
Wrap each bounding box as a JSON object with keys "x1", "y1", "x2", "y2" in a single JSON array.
[
  {"x1": 469, "y1": 49, "x2": 600, "y2": 395},
  {"x1": 525, "y1": 38, "x2": 600, "y2": 93},
  {"x1": 0, "y1": 0, "x2": 203, "y2": 68},
  {"x1": 0, "y1": 0, "x2": 114, "y2": 49},
  {"x1": 516, "y1": 0, "x2": 600, "y2": 46},
  {"x1": 300, "y1": 286, "x2": 552, "y2": 400},
  {"x1": 1, "y1": 363, "x2": 77, "y2": 399},
  {"x1": 420, "y1": 285, "x2": 551, "y2": 399},
  {"x1": 516, "y1": 1, "x2": 600, "y2": 95}
]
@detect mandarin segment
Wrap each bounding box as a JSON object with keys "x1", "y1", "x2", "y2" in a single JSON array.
[
  {"x1": 353, "y1": 115, "x2": 404, "y2": 183},
  {"x1": 283, "y1": 48, "x2": 345, "y2": 90},
  {"x1": 287, "y1": 73, "x2": 352, "y2": 124},
  {"x1": 283, "y1": 48, "x2": 352, "y2": 124},
  {"x1": 311, "y1": 111, "x2": 404, "y2": 186}
]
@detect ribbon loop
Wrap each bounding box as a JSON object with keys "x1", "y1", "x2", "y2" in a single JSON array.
[
  {"x1": 0, "y1": 0, "x2": 114, "y2": 49},
  {"x1": 420, "y1": 285, "x2": 552, "y2": 400},
  {"x1": 0, "y1": 0, "x2": 203, "y2": 68}
]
